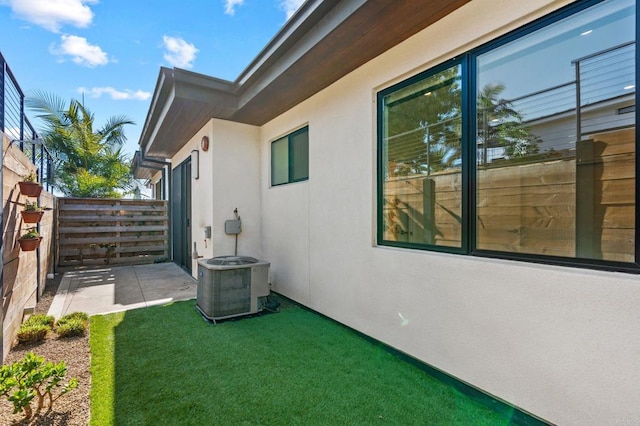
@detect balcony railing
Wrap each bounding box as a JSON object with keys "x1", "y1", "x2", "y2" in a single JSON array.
[{"x1": 1, "y1": 52, "x2": 54, "y2": 191}]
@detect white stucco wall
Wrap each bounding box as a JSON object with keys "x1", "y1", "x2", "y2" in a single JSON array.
[
  {"x1": 172, "y1": 119, "x2": 262, "y2": 276},
  {"x1": 259, "y1": 1, "x2": 640, "y2": 425},
  {"x1": 209, "y1": 119, "x2": 262, "y2": 259},
  {"x1": 260, "y1": 123, "x2": 311, "y2": 304},
  {"x1": 172, "y1": 121, "x2": 215, "y2": 273}
]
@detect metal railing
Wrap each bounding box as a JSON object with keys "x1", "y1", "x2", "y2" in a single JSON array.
[
  {"x1": 1, "y1": 52, "x2": 54, "y2": 191},
  {"x1": 479, "y1": 41, "x2": 635, "y2": 163}
]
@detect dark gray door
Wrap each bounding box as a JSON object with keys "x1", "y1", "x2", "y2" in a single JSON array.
[{"x1": 171, "y1": 158, "x2": 192, "y2": 273}]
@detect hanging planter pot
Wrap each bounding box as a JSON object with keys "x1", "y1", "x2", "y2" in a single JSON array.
[
  {"x1": 18, "y1": 237, "x2": 42, "y2": 252},
  {"x1": 20, "y1": 210, "x2": 45, "y2": 223},
  {"x1": 18, "y1": 181, "x2": 43, "y2": 197}
]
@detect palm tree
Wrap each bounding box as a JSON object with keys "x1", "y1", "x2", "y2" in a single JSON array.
[
  {"x1": 26, "y1": 91, "x2": 135, "y2": 198},
  {"x1": 477, "y1": 83, "x2": 540, "y2": 165}
]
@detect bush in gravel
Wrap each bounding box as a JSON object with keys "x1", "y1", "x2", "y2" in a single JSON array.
[
  {"x1": 16, "y1": 325, "x2": 49, "y2": 344},
  {"x1": 55, "y1": 312, "x2": 89, "y2": 338},
  {"x1": 0, "y1": 352, "x2": 78, "y2": 419},
  {"x1": 25, "y1": 314, "x2": 55, "y2": 328},
  {"x1": 16, "y1": 314, "x2": 55, "y2": 344}
]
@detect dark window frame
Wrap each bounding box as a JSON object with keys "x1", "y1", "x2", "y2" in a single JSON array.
[
  {"x1": 271, "y1": 126, "x2": 309, "y2": 186},
  {"x1": 376, "y1": 57, "x2": 470, "y2": 255},
  {"x1": 376, "y1": 0, "x2": 639, "y2": 273}
]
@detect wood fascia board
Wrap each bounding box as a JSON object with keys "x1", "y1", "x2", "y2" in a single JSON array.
[
  {"x1": 234, "y1": 0, "x2": 344, "y2": 88},
  {"x1": 236, "y1": 0, "x2": 365, "y2": 107}
]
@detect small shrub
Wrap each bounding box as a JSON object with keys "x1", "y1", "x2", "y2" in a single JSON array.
[
  {"x1": 55, "y1": 312, "x2": 89, "y2": 338},
  {"x1": 16, "y1": 315, "x2": 54, "y2": 344},
  {"x1": 57, "y1": 311, "x2": 89, "y2": 324},
  {"x1": 55, "y1": 319, "x2": 86, "y2": 338},
  {"x1": 0, "y1": 352, "x2": 78, "y2": 419},
  {"x1": 24, "y1": 314, "x2": 55, "y2": 328},
  {"x1": 16, "y1": 325, "x2": 48, "y2": 344}
]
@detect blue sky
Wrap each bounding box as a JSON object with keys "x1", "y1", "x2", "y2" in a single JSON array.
[{"x1": 0, "y1": 0, "x2": 305, "y2": 156}]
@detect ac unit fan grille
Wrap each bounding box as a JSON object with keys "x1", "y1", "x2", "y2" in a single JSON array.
[{"x1": 211, "y1": 269, "x2": 251, "y2": 317}]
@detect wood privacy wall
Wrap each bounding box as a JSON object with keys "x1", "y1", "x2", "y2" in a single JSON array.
[
  {"x1": 383, "y1": 128, "x2": 635, "y2": 262},
  {"x1": 2, "y1": 135, "x2": 55, "y2": 361},
  {"x1": 57, "y1": 198, "x2": 168, "y2": 268}
]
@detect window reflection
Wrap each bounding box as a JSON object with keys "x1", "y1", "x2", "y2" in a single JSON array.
[
  {"x1": 381, "y1": 64, "x2": 463, "y2": 247},
  {"x1": 476, "y1": 0, "x2": 635, "y2": 261}
]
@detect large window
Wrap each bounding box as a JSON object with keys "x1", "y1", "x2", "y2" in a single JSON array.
[
  {"x1": 379, "y1": 62, "x2": 464, "y2": 250},
  {"x1": 271, "y1": 126, "x2": 309, "y2": 186},
  {"x1": 378, "y1": 0, "x2": 637, "y2": 270}
]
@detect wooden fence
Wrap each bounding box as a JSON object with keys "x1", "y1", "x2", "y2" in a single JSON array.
[
  {"x1": 57, "y1": 198, "x2": 168, "y2": 268},
  {"x1": 2, "y1": 134, "x2": 56, "y2": 360},
  {"x1": 383, "y1": 127, "x2": 635, "y2": 262}
]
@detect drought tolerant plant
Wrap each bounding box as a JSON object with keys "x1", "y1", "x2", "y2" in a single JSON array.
[
  {"x1": 21, "y1": 170, "x2": 38, "y2": 183},
  {"x1": 55, "y1": 312, "x2": 89, "y2": 338},
  {"x1": 0, "y1": 352, "x2": 78, "y2": 419},
  {"x1": 16, "y1": 314, "x2": 55, "y2": 344},
  {"x1": 18, "y1": 227, "x2": 40, "y2": 241},
  {"x1": 25, "y1": 314, "x2": 55, "y2": 328},
  {"x1": 24, "y1": 200, "x2": 44, "y2": 212}
]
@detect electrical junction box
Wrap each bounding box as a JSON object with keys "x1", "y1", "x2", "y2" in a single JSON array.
[{"x1": 225, "y1": 219, "x2": 241, "y2": 235}]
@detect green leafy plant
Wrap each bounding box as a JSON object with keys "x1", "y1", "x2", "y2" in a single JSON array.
[
  {"x1": 19, "y1": 227, "x2": 40, "y2": 240},
  {"x1": 16, "y1": 314, "x2": 55, "y2": 344},
  {"x1": 57, "y1": 312, "x2": 89, "y2": 324},
  {"x1": 24, "y1": 314, "x2": 55, "y2": 328},
  {"x1": 0, "y1": 352, "x2": 78, "y2": 419},
  {"x1": 55, "y1": 312, "x2": 89, "y2": 338},
  {"x1": 27, "y1": 91, "x2": 135, "y2": 198},
  {"x1": 24, "y1": 200, "x2": 44, "y2": 212},
  {"x1": 16, "y1": 324, "x2": 49, "y2": 344},
  {"x1": 21, "y1": 170, "x2": 38, "y2": 183}
]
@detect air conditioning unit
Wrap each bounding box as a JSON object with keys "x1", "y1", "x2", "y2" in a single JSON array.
[{"x1": 196, "y1": 256, "x2": 270, "y2": 321}]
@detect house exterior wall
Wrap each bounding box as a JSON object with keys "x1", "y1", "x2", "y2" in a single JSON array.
[
  {"x1": 209, "y1": 118, "x2": 262, "y2": 260},
  {"x1": 171, "y1": 119, "x2": 261, "y2": 277},
  {"x1": 172, "y1": 123, "x2": 212, "y2": 274},
  {"x1": 259, "y1": 1, "x2": 639, "y2": 425},
  {"x1": 260, "y1": 120, "x2": 311, "y2": 304}
]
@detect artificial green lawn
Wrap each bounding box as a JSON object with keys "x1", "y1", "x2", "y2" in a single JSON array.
[{"x1": 90, "y1": 300, "x2": 512, "y2": 425}]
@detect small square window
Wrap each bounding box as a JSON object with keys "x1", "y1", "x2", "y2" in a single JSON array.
[{"x1": 271, "y1": 126, "x2": 309, "y2": 186}]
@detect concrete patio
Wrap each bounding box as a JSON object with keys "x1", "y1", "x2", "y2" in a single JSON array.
[{"x1": 48, "y1": 262, "x2": 196, "y2": 318}]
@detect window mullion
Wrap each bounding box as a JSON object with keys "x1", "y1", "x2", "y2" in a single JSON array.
[{"x1": 462, "y1": 53, "x2": 474, "y2": 255}]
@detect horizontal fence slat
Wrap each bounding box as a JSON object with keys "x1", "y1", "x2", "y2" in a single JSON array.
[
  {"x1": 60, "y1": 245, "x2": 168, "y2": 256},
  {"x1": 59, "y1": 235, "x2": 168, "y2": 245},
  {"x1": 58, "y1": 256, "x2": 166, "y2": 267},
  {"x1": 58, "y1": 215, "x2": 168, "y2": 222},
  {"x1": 59, "y1": 225, "x2": 168, "y2": 234},
  {"x1": 58, "y1": 204, "x2": 164, "y2": 212}
]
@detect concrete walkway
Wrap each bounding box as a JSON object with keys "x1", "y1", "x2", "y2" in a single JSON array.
[{"x1": 48, "y1": 262, "x2": 196, "y2": 318}]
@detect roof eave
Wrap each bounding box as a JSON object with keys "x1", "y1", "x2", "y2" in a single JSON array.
[
  {"x1": 136, "y1": 0, "x2": 472, "y2": 162},
  {"x1": 141, "y1": 68, "x2": 239, "y2": 158}
]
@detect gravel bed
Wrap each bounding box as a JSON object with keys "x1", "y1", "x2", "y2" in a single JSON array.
[{"x1": 0, "y1": 274, "x2": 91, "y2": 425}]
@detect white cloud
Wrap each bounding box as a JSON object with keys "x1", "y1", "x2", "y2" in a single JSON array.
[
  {"x1": 162, "y1": 36, "x2": 198, "y2": 69},
  {"x1": 4, "y1": 0, "x2": 97, "y2": 32},
  {"x1": 224, "y1": 0, "x2": 244, "y2": 16},
  {"x1": 50, "y1": 35, "x2": 109, "y2": 67},
  {"x1": 78, "y1": 86, "x2": 151, "y2": 101},
  {"x1": 280, "y1": 0, "x2": 304, "y2": 20}
]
